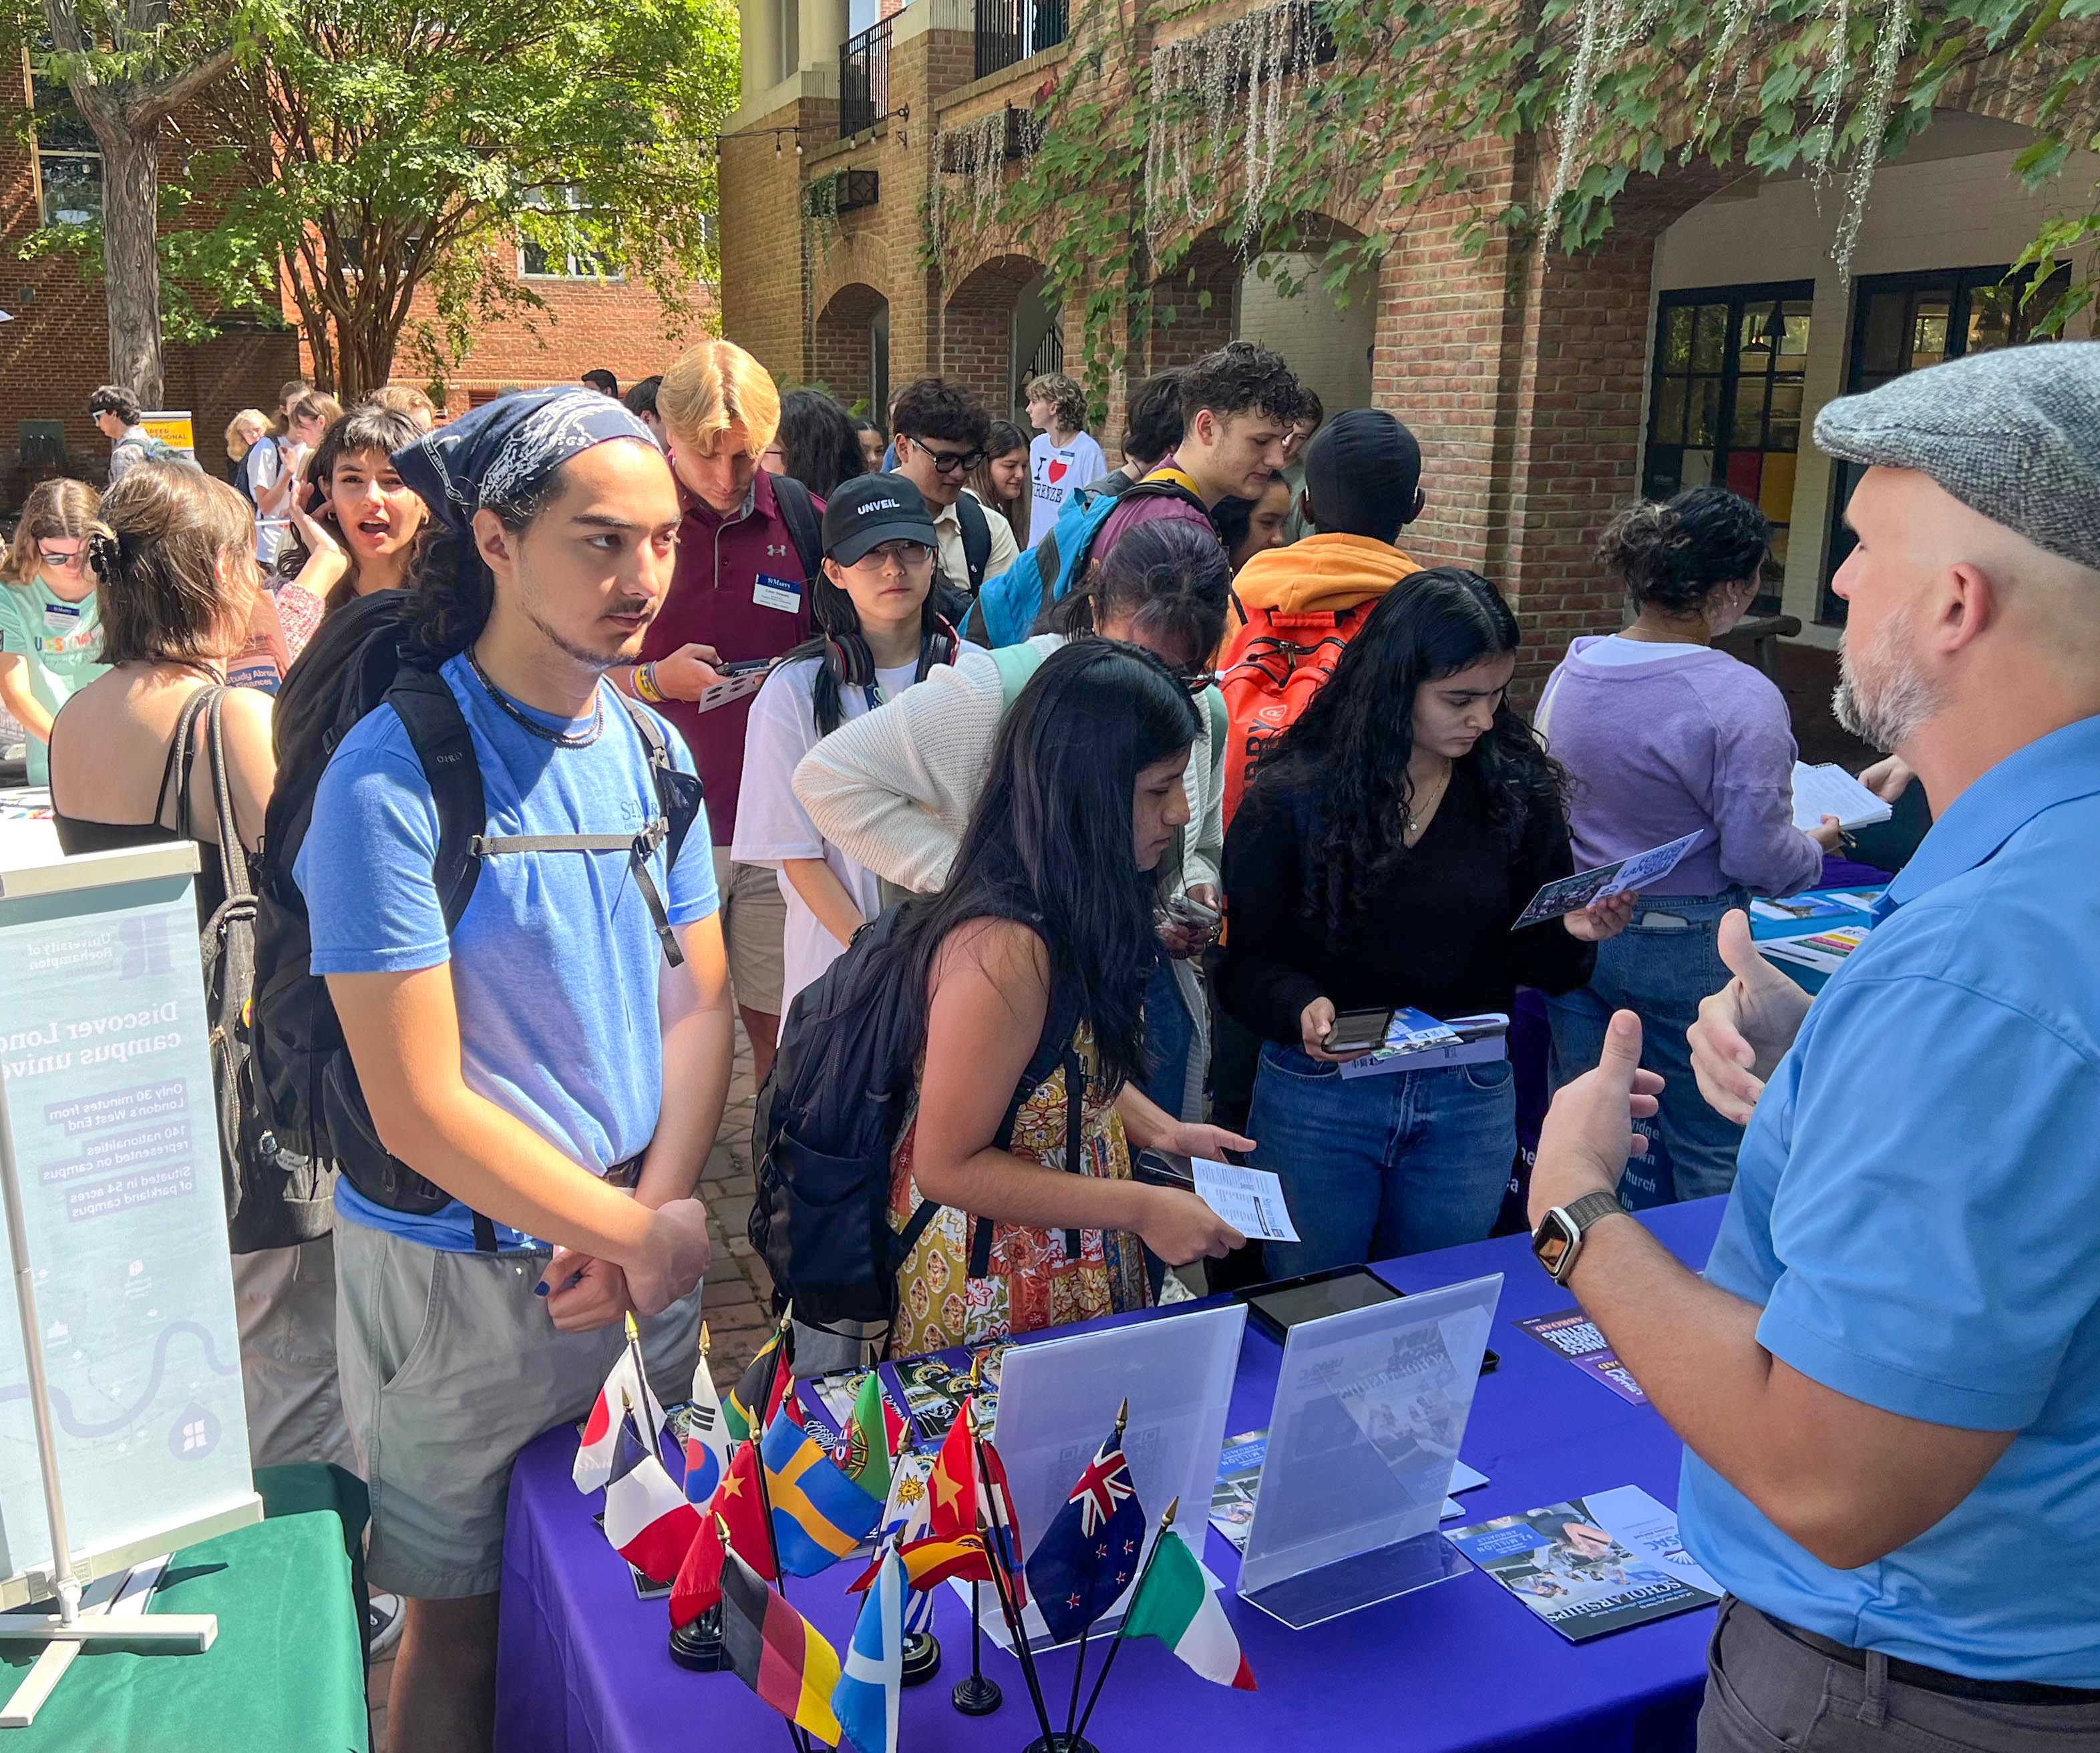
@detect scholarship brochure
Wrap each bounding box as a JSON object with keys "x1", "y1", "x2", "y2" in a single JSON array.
[{"x1": 1445, "y1": 1487, "x2": 1721, "y2": 1641}]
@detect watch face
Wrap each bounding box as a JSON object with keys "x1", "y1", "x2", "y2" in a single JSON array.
[{"x1": 1534, "y1": 1213, "x2": 1575, "y2": 1276}]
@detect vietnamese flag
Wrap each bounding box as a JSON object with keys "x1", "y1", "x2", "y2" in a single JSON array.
[{"x1": 924, "y1": 1403, "x2": 978, "y2": 1543}]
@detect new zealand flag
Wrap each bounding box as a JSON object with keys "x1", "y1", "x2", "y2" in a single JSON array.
[{"x1": 1023, "y1": 1423, "x2": 1147, "y2": 1644}]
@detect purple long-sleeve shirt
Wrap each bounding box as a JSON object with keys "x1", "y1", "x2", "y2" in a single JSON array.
[{"x1": 1536, "y1": 636, "x2": 1825, "y2": 899}]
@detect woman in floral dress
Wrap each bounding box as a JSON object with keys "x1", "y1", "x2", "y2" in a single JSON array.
[{"x1": 884, "y1": 640, "x2": 1251, "y2": 1355}]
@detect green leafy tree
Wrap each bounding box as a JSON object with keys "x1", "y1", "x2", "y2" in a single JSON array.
[
  {"x1": 175, "y1": 0, "x2": 737, "y2": 397},
  {"x1": 21, "y1": 0, "x2": 240, "y2": 403}
]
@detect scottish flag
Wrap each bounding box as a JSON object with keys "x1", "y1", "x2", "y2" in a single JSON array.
[{"x1": 833, "y1": 1543, "x2": 904, "y2": 1753}]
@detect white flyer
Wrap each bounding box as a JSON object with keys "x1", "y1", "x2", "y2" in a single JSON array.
[
  {"x1": 1790, "y1": 761, "x2": 1893, "y2": 833},
  {"x1": 1191, "y1": 1157, "x2": 1300, "y2": 1242}
]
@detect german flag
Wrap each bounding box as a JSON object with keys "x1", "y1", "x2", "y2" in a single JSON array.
[
  {"x1": 719, "y1": 1537, "x2": 843, "y2": 1746},
  {"x1": 724, "y1": 1324, "x2": 790, "y2": 1446}
]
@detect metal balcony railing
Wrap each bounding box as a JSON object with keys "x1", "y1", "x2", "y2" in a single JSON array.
[
  {"x1": 974, "y1": 0, "x2": 1069, "y2": 81},
  {"x1": 839, "y1": 17, "x2": 892, "y2": 138}
]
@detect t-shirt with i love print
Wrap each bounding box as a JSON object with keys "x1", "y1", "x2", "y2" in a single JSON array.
[{"x1": 1029, "y1": 430, "x2": 1107, "y2": 523}]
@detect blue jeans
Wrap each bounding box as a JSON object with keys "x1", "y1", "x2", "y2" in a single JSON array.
[
  {"x1": 1545, "y1": 888, "x2": 1746, "y2": 1201},
  {"x1": 1140, "y1": 955, "x2": 1196, "y2": 1121},
  {"x1": 1248, "y1": 1043, "x2": 1518, "y2": 1276}
]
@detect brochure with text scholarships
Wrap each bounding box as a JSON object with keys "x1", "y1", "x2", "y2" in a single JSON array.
[{"x1": 1444, "y1": 1487, "x2": 1722, "y2": 1641}]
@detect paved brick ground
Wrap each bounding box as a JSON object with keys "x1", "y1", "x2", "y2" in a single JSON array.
[{"x1": 694, "y1": 1022, "x2": 777, "y2": 1394}]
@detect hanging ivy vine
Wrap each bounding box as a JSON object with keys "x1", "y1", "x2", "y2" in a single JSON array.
[{"x1": 926, "y1": 0, "x2": 2100, "y2": 417}]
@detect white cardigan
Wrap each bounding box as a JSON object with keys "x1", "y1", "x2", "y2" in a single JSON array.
[
  {"x1": 792, "y1": 633, "x2": 1224, "y2": 1117},
  {"x1": 790, "y1": 633, "x2": 1226, "y2": 898}
]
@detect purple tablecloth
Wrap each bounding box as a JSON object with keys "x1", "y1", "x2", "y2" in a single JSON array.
[{"x1": 497, "y1": 1199, "x2": 1725, "y2": 1753}]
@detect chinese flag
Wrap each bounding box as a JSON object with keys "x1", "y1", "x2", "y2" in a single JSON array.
[
  {"x1": 669, "y1": 1440, "x2": 774, "y2": 1627},
  {"x1": 924, "y1": 1402, "x2": 979, "y2": 1543}
]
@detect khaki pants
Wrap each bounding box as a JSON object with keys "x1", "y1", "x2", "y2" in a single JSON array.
[
  {"x1": 1700, "y1": 1595, "x2": 2100, "y2": 1751},
  {"x1": 335, "y1": 1219, "x2": 703, "y2": 1599},
  {"x1": 233, "y1": 1235, "x2": 355, "y2": 1471}
]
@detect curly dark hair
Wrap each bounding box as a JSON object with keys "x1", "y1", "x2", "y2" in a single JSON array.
[
  {"x1": 1598, "y1": 486, "x2": 1770, "y2": 616},
  {"x1": 1263, "y1": 567, "x2": 1567, "y2": 936},
  {"x1": 1178, "y1": 341, "x2": 1302, "y2": 429},
  {"x1": 777, "y1": 390, "x2": 868, "y2": 499},
  {"x1": 890, "y1": 377, "x2": 989, "y2": 449}
]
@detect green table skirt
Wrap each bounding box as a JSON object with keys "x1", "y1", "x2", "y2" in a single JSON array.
[{"x1": 0, "y1": 1495, "x2": 367, "y2": 1750}]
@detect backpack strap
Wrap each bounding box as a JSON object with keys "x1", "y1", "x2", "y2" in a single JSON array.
[
  {"x1": 1202, "y1": 680, "x2": 1227, "y2": 755},
  {"x1": 990, "y1": 641, "x2": 1047, "y2": 711},
  {"x1": 386, "y1": 666, "x2": 489, "y2": 932},
  {"x1": 956, "y1": 493, "x2": 991, "y2": 593},
  {"x1": 769, "y1": 473, "x2": 823, "y2": 585},
  {"x1": 960, "y1": 595, "x2": 991, "y2": 646}
]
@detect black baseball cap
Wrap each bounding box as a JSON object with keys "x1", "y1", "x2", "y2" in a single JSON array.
[{"x1": 821, "y1": 475, "x2": 940, "y2": 566}]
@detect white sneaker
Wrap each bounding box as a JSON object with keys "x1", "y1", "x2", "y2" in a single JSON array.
[{"x1": 365, "y1": 1590, "x2": 404, "y2": 1660}]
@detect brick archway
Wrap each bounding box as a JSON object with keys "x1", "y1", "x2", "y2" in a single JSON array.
[
  {"x1": 940, "y1": 252, "x2": 1049, "y2": 419},
  {"x1": 814, "y1": 282, "x2": 890, "y2": 419}
]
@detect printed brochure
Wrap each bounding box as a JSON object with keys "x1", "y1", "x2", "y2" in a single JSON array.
[{"x1": 1514, "y1": 1308, "x2": 1647, "y2": 1404}]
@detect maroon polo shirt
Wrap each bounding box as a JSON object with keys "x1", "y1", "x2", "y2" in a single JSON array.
[{"x1": 639, "y1": 467, "x2": 819, "y2": 843}]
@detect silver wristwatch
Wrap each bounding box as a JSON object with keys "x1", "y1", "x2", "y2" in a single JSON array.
[{"x1": 1531, "y1": 1189, "x2": 1626, "y2": 1286}]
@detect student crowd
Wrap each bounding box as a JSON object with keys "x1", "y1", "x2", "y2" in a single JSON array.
[{"x1": 3, "y1": 331, "x2": 2096, "y2": 1753}]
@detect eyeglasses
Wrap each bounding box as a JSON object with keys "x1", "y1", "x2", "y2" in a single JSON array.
[
  {"x1": 849, "y1": 540, "x2": 934, "y2": 570},
  {"x1": 39, "y1": 548, "x2": 84, "y2": 571},
  {"x1": 911, "y1": 441, "x2": 985, "y2": 475}
]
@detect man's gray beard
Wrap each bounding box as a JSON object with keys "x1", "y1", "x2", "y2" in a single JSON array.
[{"x1": 1831, "y1": 605, "x2": 1945, "y2": 752}]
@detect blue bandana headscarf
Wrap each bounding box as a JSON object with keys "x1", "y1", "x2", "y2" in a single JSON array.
[{"x1": 391, "y1": 387, "x2": 655, "y2": 537}]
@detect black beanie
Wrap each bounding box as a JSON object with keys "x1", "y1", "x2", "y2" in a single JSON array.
[{"x1": 1302, "y1": 409, "x2": 1422, "y2": 542}]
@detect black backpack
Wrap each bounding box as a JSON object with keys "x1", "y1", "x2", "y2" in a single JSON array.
[
  {"x1": 166, "y1": 687, "x2": 335, "y2": 1253},
  {"x1": 748, "y1": 900, "x2": 1087, "y2": 1335},
  {"x1": 251, "y1": 591, "x2": 706, "y2": 1248}
]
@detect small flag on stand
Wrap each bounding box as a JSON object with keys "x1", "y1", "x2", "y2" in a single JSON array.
[
  {"x1": 719, "y1": 1535, "x2": 844, "y2": 1745},
  {"x1": 669, "y1": 1440, "x2": 775, "y2": 1627},
  {"x1": 870, "y1": 1438, "x2": 938, "y2": 1636},
  {"x1": 603, "y1": 1415, "x2": 702, "y2": 1584},
  {"x1": 923, "y1": 1403, "x2": 978, "y2": 1542},
  {"x1": 761, "y1": 1392, "x2": 884, "y2": 1576},
  {"x1": 682, "y1": 1326, "x2": 731, "y2": 1505},
  {"x1": 832, "y1": 1543, "x2": 905, "y2": 1753},
  {"x1": 574, "y1": 1326, "x2": 669, "y2": 1493},
  {"x1": 1025, "y1": 1416, "x2": 1146, "y2": 1643},
  {"x1": 834, "y1": 1370, "x2": 898, "y2": 1505},
  {"x1": 1119, "y1": 1519, "x2": 1256, "y2": 1691},
  {"x1": 974, "y1": 1424, "x2": 1027, "y2": 1608},
  {"x1": 723, "y1": 1323, "x2": 791, "y2": 1445}
]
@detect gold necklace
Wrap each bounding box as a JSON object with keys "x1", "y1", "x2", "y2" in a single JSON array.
[{"x1": 1405, "y1": 761, "x2": 1452, "y2": 837}]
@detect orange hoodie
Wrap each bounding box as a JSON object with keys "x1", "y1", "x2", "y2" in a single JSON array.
[{"x1": 1221, "y1": 532, "x2": 1423, "y2": 655}]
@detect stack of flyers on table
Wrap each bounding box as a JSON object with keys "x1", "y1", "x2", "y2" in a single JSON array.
[
  {"x1": 1445, "y1": 1486, "x2": 1722, "y2": 1640},
  {"x1": 1206, "y1": 1429, "x2": 1490, "y2": 1551},
  {"x1": 1511, "y1": 830, "x2": 1705, "y2": 930},
  {"x1": 1790, "y1": 761, "x2": 1893, "y2": 833},
  {"x1": 1759, "y1": 926, "x2": 1870, "y2": 974},
  {"x1": 0, "y1": 786, "x2": 53, "y2": 819},
  {"x1": 1338, "y1": 1010, "x2": 1510, "y2": 1081},
  {"x1": 1515, "y1": 1309, "x2": 1646, "y2": 1404}
]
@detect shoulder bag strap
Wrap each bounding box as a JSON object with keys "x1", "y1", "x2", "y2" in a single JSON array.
[{"x1": 771, "y1": 474, "x2": 824, "y2": 584}]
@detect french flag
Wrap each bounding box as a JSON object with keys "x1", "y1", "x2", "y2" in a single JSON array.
[
  {"x1": 604, "y1": 1416, "x2": 702, "y2": 1584},
  {"x1": 574, "y1": 1338, "x2": 668, "y2": 1494}
]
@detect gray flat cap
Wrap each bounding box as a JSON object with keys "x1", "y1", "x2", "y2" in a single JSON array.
[{"x1": 1814, "y1": 341, "x2": 2100, "y2": 572}]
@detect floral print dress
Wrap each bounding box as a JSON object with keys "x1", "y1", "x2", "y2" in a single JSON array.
[{"x1": 887, "y1": 1020, "x2": 1152, "y2": 1355}]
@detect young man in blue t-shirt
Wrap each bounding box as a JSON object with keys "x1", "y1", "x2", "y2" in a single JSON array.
[{"x1": 298, "y1": 390, "x2": 729, "y2": 1751}]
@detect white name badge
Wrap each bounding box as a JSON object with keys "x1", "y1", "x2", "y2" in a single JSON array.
[
  {"x1": 753, "y1": 574, "x2": 803, "y2": 614},
  {"x1": 43, "y1": 601, "x2": 82, "y2": 634}
]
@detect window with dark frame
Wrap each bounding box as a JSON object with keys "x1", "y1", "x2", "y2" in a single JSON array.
[
  {"x1": 520, "y1": 186, "x2": 623, "y2": 282},
  {"x1": 1819, "y1": 262, "x2": 2071, "y2": 623},
  {"x1": 25, "y1": 46, "x2": 103, "y2": 228},
  {"x1": 1642, "y1": 281, "x2": 1814, "y2": 616}
]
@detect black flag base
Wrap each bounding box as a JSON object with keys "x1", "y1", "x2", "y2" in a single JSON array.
[
  {"x1": 951, "y1": 1672, "x2": 1003, "y2": 1716},
  {"x1": 1023, "y1": 1736, "x2": 1100, "y2": 1753},
  {"x1": 667, "y1": 1603, "x2": 729, "y2": 1672},
  {"x1": 900, "y1": 1630, "x2": 942, "y2": 1687}
]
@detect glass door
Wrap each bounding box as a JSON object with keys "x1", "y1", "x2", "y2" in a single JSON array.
[{"x1": 1644, "y1": 282, "x2": 1814, "y2": 612}]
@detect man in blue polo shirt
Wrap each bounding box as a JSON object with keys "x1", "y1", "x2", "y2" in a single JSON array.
[{"x1": 1526, "y1": 342, "x2": 2100, "y2": 1750}]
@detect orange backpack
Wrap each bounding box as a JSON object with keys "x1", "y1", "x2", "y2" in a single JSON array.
[{"x1": 1217, "y1": 596, "x2": 1372, "y2": 826}]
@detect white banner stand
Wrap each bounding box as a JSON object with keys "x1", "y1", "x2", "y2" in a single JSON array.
[{"x1": 0, "y1": 843, "x2": 263, "y2": 1726}]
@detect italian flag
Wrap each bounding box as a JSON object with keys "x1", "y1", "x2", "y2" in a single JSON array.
[{"x1": 1120, "y1": 1531, "x2": 1256, "y2": 1690}]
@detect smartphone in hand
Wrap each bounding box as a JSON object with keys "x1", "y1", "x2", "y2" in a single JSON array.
[{"x1": 1324, "y1": 1006, "x2": 1395, "y2": 1055}]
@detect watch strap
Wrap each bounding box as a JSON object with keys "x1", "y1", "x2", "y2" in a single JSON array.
[{"x1": 1562, "y1": 1189, "x2": 1626, "y2": 1233}]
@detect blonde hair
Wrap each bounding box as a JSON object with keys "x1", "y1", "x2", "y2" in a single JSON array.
[
  {"x1": 658, "y1": 339, "x2": 780, "y2": 458},
  {"x1": 372, "y1": 382, "x2": 436, "y2": 427},
  {"x1": 4, "y1": 477, "x2": 102, "y2": 588},
  {"x1": 88, "y1": 464, "x2": 258, "y2": 665},
  {"x1": 225, "y1": 408, "x2": 271, "y2": 463}
]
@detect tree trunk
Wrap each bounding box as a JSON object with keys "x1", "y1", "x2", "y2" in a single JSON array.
[{"x1": 98, "y1": 125, "x2": 166, "y2": 405}]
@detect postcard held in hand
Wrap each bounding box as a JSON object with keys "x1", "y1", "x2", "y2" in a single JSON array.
[{"x1": 1512, "y1": 831, "x2": 1705, "y2": 930}]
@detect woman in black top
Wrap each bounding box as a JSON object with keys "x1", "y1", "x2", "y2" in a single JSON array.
[{"x1": 1219, "y1": 568, "x2": 1630, "y2": 1272}]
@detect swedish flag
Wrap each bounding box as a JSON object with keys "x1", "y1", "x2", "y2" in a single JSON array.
[{"x1": 761, "y1": 1394, "x2": 884, "y2": 1577}]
